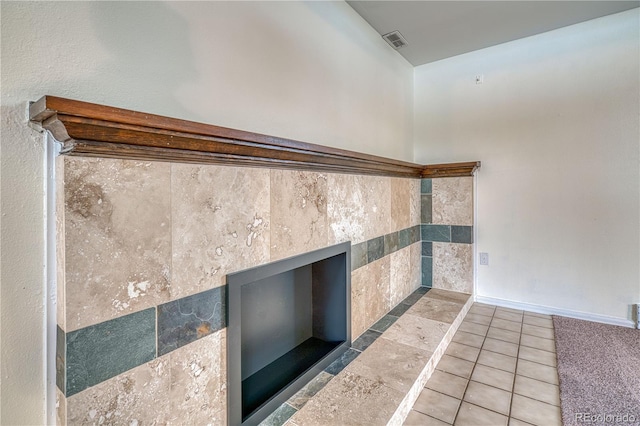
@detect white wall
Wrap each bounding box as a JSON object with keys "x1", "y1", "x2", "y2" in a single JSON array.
[
  {"x1": 414, "y1": 9, "x2": 639, "y2": 325},
  {"x1": 0, "y1": 2, "x2": 413, "y2": 423}
]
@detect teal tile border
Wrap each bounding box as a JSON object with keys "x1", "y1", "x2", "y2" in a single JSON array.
[
  {"x1": 351, "y1": 224, "x2": 422, "y2": 271},
  {"x1": 65, "y1": 308, "x2": 156, "y2": 397},
  {"x1": 421, "y1": 178, "x2": 432, "y2": 194}
]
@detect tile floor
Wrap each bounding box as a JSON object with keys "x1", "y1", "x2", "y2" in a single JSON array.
[{"x1": 404, "y1": 303, "x2": 562, "y2": 426}]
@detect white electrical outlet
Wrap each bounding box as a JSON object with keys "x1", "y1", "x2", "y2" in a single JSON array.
[
  {"x1": 479, "y1": 252, "x2": 489, "y2": 265},
  {"x1": 475, "y1": 74, "x2": 484, "y2": 84}
]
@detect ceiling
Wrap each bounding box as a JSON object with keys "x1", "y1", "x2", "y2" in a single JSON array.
[{"x1": 347, "y1": 1, "x2": 640, "y2": 66}]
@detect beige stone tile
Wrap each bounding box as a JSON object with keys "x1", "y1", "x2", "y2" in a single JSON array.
[
  {"x1": 390, "y1": 247, "x2": 414, "y2": 307},
  {"x1": 350, "y1": 257, "x2": 390, "y2": 338},
  {"x1": 491, "y1": 318, "x2": 522, "y2": 333},
  {"x1": 426, "y1": 289, "x2": 471, "y2": 305},
  {"x1": 487, "y1": 327, "x2": 521, "y2": 344},
  {"x1": 522, "y1": 324, "x2": 554, "y2": 339},
  {"x1": 516, "y1": 360, "x2": 559, "y2": 385},
  {"x1": 518, "y1": 346, "x2": 557, "y2": 368},
  {"x1": 436, "y1": 355, "x2": 475, "y2": 379},
  {"x1": 347, "y1": 337, "x2": 432, "y2": 394},
  {"x1": 513, "y1": 375, "x2": 560, "y2": 406},
  {"x1": 410, "y1": 242, "x2": 422, "y2": 291},
  {"x1": 452, "y1": 331, "x2": 485, "y2": 348},
  {"x1": 407, "y1": 297, "x2": 463, "y2": 324},
  {"x1": 520, "y1": 334, "x2": 556, "y2": 353},
  {"x1": 384, "y1": 313, "x2": 449, "y2": 353},
  {"x1": 482, "y1": 338, "x2": 519, "y2": 357},
  {"x1": 327, "y1": 174, "x2": 390, "y2": 245},
  {"x1": 270, "y1": 170, "x2": 328, "y2": 260},
  {"x1": 458, "y1": 321, "x2": 489, "y2": 336},
  {"x1": 426, "y1": 370, "x2": 469, "y2": 399},
  {"x1": 289, "y1": 371, "x2": 403, "y2": 426},
  {"x1": 510, "y1": 394, "x2": 562, "y2": 426},
  {"x1": 464, "y1": 313, "x2": 492, "y2": 326},
  {"x1": 445, "y1": 342, "x2": 480, "y2": 362},
  {"x1": 413, "y1": 389, "x2": 461, "y2": 424},
  {"x1": 509, "y1": 418, "x2": 535, "y2": 426},
  {"x1": 433, "y1": 243, "x2": 473, "y2": 294},
  {"x1": 67, "y1": 356, "x2": 170, "y2": 424},
  {"x1": 391, "y1": 177, "x2": 411, "y2": 232},
  {"x1": 56, "y1": 387, "x2": 66, "y2": 426},
  {"x1": 432, "y1": 177, "x2": 473, "y2": 226},
  {"x1": 463, "y1": 381, "x2": 512, "y2": 416},
  {"x1": 404, "y1": 410, "x2": 450, "y2": 426},
  {"x1": 64, "y1": 157, "x2": 171, "y2": 331},
  {"x1": 167, "y1": 329, "x2": 226, "y2": 425},
  {"x1": 171, "y1": 164, "x2": 270, "y2": 300},
  {"x1": 494, "y1": 310, "x2": 523, "y2": 322},
  {"x1": 468, "y1": 304, "x2": 496, "y2": 317},
  {"x1": 470, "y1": 364, "x2": 514, "y2": 392},
  {"x1": 522, "y1": 316, "x2": 554, "y2": 329},
  {"x1": 409, "y1": 179, "x2": 421, "y2": 227},
  {"x1": 477, "y1": 350, "x2": 517, "y2": 373},
  {"x1": 454, "y1": 401, "x2": 508, "y2": 426}
]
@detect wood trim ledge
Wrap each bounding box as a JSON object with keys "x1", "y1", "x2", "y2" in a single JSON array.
[{"x1": 29, "y1": 95, "x2": 479, "y2": 178}]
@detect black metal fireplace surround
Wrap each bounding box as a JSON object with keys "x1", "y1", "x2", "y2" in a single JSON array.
[{"x1": 227, "y1": 242, "x2": 351, "y2": 425}]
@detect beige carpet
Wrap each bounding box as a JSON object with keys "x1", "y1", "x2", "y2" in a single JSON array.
[{"x1": 553, "y1": 316, "x2": 640, "y2": 426}]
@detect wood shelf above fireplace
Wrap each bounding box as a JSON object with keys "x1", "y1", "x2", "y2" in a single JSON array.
[{"x1": 29, "y1": 95, "x2": 479, "y2": 178}]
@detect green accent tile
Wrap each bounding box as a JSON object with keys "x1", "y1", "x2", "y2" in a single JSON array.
[
  {"x1": 260, "y1": 403, "x2": 297, "y2": 426},
  {"x1": 421, "y1": 179, "x2": 432, "y2": 194},
  {"x1": 352, "y1": 330, "x2": 381, "y2": 351},
  {"x1": 367, "y1": 236, "x2": 384, "y2": 263},
  {"x1": 66, "y1": 308, "x2": 156, "y2": 396},
  {"x1": 324, "y1": 348, "x2": 359, "y2": 375},
  {"x1": 451, "y1": 226, "x2": 474, "y2": 244},
  {"x1": 421, "y1": 194, "x2": 432, "y2": 224},
  {"x1": 157, "y1": 286, "x2": 226, "y2": 356},
  {"x1": 422, "y1": 256, "x2": 433, "y2": 287},
  {"x1": 410, "y1": 225, "x2": 421, "y2": 244},
  {"x1": 371, "y1": 314, "x2": 398, "y2": 333},
  {"x1": 422, "y1": 224, "x2": 451, "y2": 242},
  {"x1": 351, "y1": 241, "x2": 368, "y2": 270},
  {"x1": 422, "y1": 241, "x2": 433, "y2": 257},
  {"x1": 384, "y1": 232, "x2": 399, "y2": 256},
  {"x1": 398, "y1": 228, "x2": 410, "y2": 249}
]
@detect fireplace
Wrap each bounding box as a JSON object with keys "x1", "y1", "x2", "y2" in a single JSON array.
[{"x1": 227, "y1": 242, "x2": 351, "y2": 425}]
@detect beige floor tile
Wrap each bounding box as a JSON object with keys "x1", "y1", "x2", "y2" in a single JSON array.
[
  {"x1": 477, "y1": 350, "x2": 517, "y2": 373},
  {"x1": 426, "y1": 370, "x2": 469, "y2": 399},
  {"x1": 522, "y1": 316, "x2": 553, "y2": 329},
  {"x1": 510, "y1": 394, "x2": 562, "y2": 426},
  {"x1": 495, "y1": 307, "x2": 523, "y2": 315},
  {"x1": 413, "y1": 389, "x2": 461, "y2": 424},
  {"x1": 491, "y1": 318, "x2": 523, "y2": 333},
  {"x1": 436, "y1": 355, "x2": 475, "y2": 379},
  {"x1": 509, "y1": 418, "x2": 535, "y2": 426},
  {"x1": 483, "y1": 338, "x2": 519, "y2": 357},
  {"x1": 520, "y1": 334, "x2": 555, "y2": 353},
  {"x1": 469, "y1": 304, "x2": 495, "y2": 317},
  {"x1": 513, "y1": 375, "x2": 560, "y2": 406},
  {"x1": 454, "y1": 402, "x2": 508, "y2": 426},
  {"x1": 463, "y1": 313, "x2": 492, "y2": 326},
  {"x1": 516, "y1": 360, "x2": 559, "y2": 385},
  {"x1": 445, "y1": 342, "x2": 481, "y2": 362},
  {"x1": 404, "y1": 410, "x2": 451, "y2": 426},
  {"x1": 470, "y1": 364, "x2": 515, "y2": 392},
  {"x1": 523, "y1": 312, "x2": 552, "y2": 320},
  {"x1": 493, "y1": 311, "x2": 523, "y2": 322},
  {"x1": 452, "y1": 331, "x2": 485, "y2": 348},
  {"x1": 518, "y1": 346, "x2": 557, "y2": 367},
  {"x1": 458, "y1": 321, "x2": 489, "y2": 336},
  {"x1": 463, "y1": 381, "x2": 512, "y2": 415},
  {"x1": 487, "y1": 327, "x2": 521, "y2": 344},
  {"x1": 521, "y1": 324, "x2": 554, "y2": 339}
]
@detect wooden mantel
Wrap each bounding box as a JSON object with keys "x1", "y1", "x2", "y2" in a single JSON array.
[{"x1": 29, "y1": 95, "x2": 480, "y2": 179}]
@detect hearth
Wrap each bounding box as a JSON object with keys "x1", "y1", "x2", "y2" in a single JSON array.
[{"x1": 227, "y1": 242, "x2": 351, "y2": 425}]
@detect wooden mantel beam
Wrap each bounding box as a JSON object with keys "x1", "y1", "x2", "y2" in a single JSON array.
[{"x1": 29, "y1": 95, "x2": 480, "y2": 179}]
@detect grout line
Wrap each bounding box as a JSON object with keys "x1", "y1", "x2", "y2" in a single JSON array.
[{"x1": 507, "y1": 307, "x2": 525, "y2": 422}]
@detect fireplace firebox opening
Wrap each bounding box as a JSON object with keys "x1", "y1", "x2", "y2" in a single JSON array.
[{"x1": 227, "y1": 242, "x2": 351, "y2": 425}]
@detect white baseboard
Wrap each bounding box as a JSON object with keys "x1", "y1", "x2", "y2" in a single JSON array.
[{"x1": 474, "y1": 295, "x2": 636, "y2": 329}]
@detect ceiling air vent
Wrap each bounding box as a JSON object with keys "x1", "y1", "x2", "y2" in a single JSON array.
[{"x1": 382, "y1": 30, "x2": 408, "y2": 50}]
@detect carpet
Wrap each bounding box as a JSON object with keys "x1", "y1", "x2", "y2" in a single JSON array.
[{"x1": 553, "y1": 316, "x2": 640, "y2": 426}]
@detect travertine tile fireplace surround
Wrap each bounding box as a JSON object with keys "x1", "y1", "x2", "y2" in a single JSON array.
[{"x1": 30, "y1": 96, "x2": 478, "y2": 425}]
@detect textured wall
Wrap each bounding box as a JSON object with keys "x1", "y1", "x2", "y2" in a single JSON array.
[
  {"x1": 1, "y1": 2, "x2": 414, "y2": 423},
  {"x1": 414, "y1": 10, "x2": 639, "y2": 323},
  {"x1": 55, "y1": 156, "x2": 421, "y2": 424}
]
